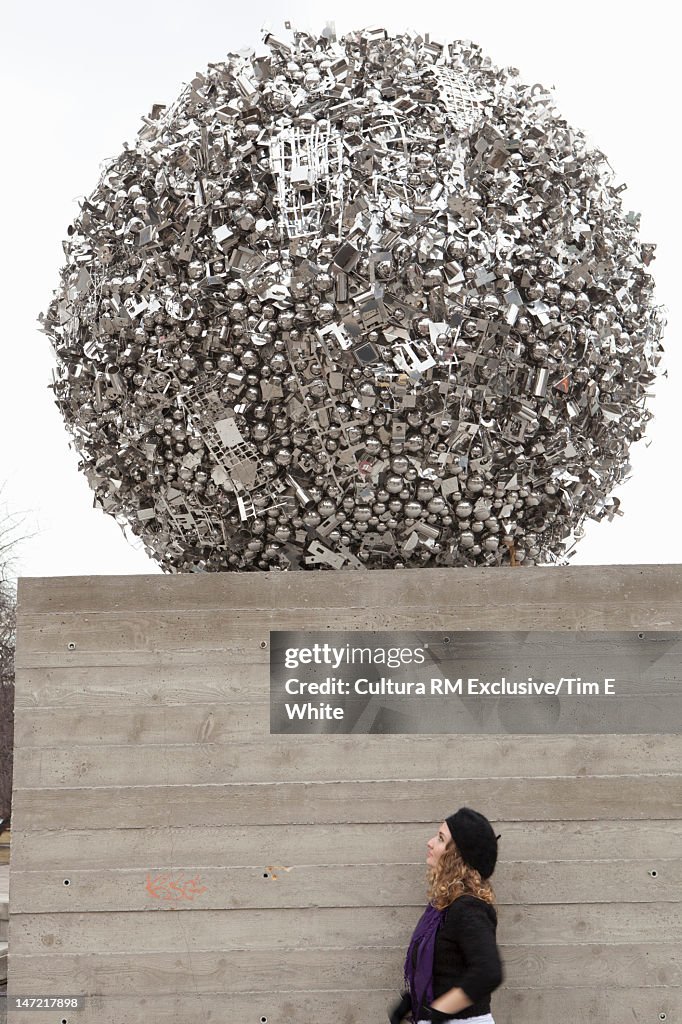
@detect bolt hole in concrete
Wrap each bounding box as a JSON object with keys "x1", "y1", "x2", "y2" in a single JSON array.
[{"x1": 63, "y1": 879, "x2": 70, "y2": 885}]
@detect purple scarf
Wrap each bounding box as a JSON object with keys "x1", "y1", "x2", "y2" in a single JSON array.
[{"x1": 403, "y1": 903, "x2": 447, "y2": 1021}]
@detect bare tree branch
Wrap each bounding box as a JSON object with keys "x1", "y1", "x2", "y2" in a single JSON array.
[
  {"x1": 0, "y1": 480, "x2": 36, "y2": 586},
  {"x1": 0, "y1": 481, "x2": 29, "y2": 826},
  {"x1": 0, "y1": 585, "x2": 16, "y2": 824}
]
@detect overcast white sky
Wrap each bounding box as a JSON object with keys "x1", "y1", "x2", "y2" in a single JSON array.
[{"x1": 1, "y1": 0, "x2": 679, "y2": 580}]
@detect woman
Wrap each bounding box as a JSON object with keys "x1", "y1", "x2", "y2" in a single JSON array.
[{"x1": 388, "y1": 807, "x2": 504, "y2": 1024}]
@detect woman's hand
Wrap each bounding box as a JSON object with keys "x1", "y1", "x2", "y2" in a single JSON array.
[
  {"x1": 387, "y1": 991, "x2": 412, "y2": 1024},
  {"x1": 428, "y1": 984, "x2": 474, "y2": 1019}
]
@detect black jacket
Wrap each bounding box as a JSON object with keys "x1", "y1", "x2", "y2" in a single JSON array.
[{"x1": 419, "y1": 895, "x2": 504, "y2": 1020}]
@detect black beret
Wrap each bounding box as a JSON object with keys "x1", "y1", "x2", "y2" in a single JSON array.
[{"x1": 445, "y1": 807, "x2": 500, "y2": 879}]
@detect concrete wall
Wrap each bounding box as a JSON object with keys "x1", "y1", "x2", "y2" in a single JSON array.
[{"x1": 7, "y1": 565, "x2": 682, "y2": 1024}]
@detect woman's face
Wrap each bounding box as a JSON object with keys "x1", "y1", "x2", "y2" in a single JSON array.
[{"x1": 426, "y1": 821, "x2": 452, "y2": 867}]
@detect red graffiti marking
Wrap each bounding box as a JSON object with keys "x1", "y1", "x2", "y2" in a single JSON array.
[{"x1": 145, "y1": 871, "x2": 208, "y2": 902}]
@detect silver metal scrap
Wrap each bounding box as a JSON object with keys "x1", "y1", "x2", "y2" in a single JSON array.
[{"x1": 39, "y1": 25, "x2": 666, "y2": 572}]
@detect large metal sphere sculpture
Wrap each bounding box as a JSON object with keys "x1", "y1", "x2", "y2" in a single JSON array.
[{"x1": 41, "y1": 25, "x2": 665, "y2": 572}]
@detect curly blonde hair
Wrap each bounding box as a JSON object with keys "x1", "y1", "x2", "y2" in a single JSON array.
[{"x1": 427, "y1": 840, "x2": 496, "y2": 910}]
